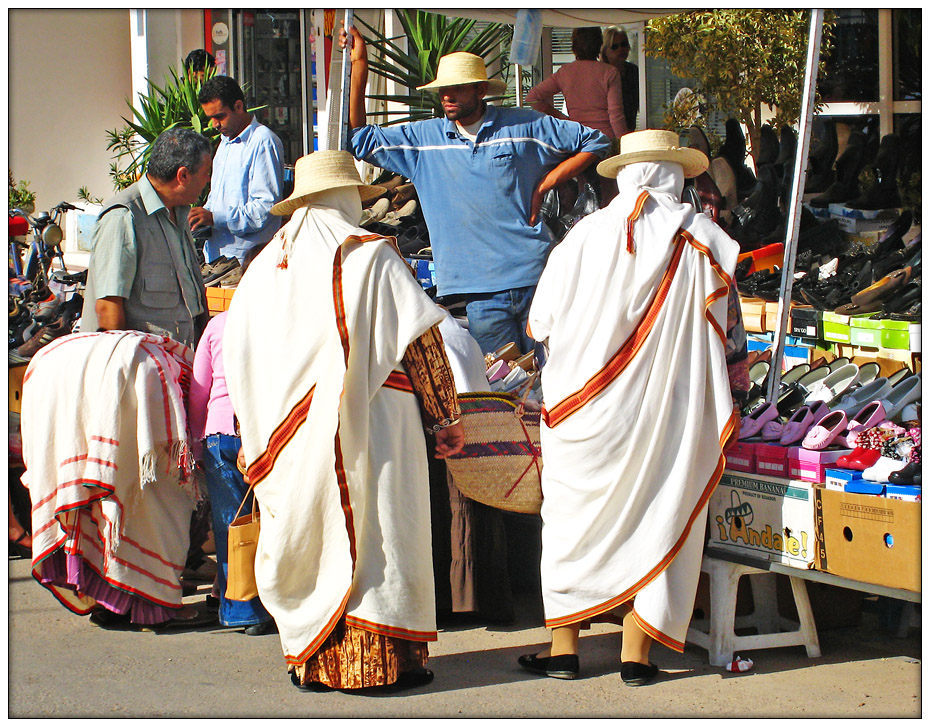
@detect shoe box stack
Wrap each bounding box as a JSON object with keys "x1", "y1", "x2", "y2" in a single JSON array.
[
  {"x1": 358, "y1": 174, "x2": 435, "y2": 292},
  {"x1": 201, "y1": 256, "x2": 241, "y2": 315},
  {"x1": 719, "y1": 349, "x2": 921, "y2": 593}
]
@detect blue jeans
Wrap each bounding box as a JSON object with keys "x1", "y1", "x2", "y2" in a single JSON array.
[
  {"x1": 202, "y1": 434, "x2": 272, "y2": 627},
  {"x1": 464, "y1": 286, "x2": 537, "y2": 356}
]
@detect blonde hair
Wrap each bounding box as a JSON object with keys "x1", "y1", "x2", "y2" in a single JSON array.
[{"x1": 599, "y1": 26, "x2": 629, "y2": 64}]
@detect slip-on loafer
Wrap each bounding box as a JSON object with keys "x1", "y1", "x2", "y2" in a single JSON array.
[
  {"x1": 802, "y1": 409, "x2": 848, "y2": 450},
  {"x1": 486, "y1": 358, "x2": 510, "y2": 383},
  {"x1": 804, "y1": 363, "x2": 861, "y2": 406},
  {"x1": 881, "y1": 374, "x2": 922, "y2": 421},
  {"x1": 851, "y1": 266, "x2": 913, "y2": 306},
  {"x1": 778, "y1": 400, "x2": 828, "y2": 446},
  {"x1": 827, "y1": 357, "x2": 850, "y2": 372},
  {"x1": 620, "y1": 661, "x2": 660, "y2": 686},
  {"x1": 842, "y1": 400, "x2": 887, "y2": 447},
  {"x1": 780, "y1": 363, "x2": 811, "y2": 386},
  {"x1": 518, "y1": 653, "x2": 579, "y2": 680},
  {"x1": 492, "y1": 341, "x2": 520, "y2": 362},
  {"x1": 749, "y1": 360, "x2": 771, "y2": 386},
  {"x1": 832, "y1": 377, "x2": 892, "y2": 415},
  {"x1": 740, "y1": 401, "x2": 780, "y2": 439},
  {"x1": 887, "y1": 367, "x2": 914, "y2": 388},
  {"x1": 837, "y1": 447, "x2": 882, "y2": 470},
  {"x1": 761, "y1": 418, "x2": 785, "y2": 441}
]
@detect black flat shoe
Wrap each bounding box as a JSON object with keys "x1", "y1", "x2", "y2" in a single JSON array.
[
  {"x1": 290, "y1": 671, "x2": 334, "y2": 692},
  {"x1": 89, "y1": 608, "x2": 133, "y2": 629},
  {"x1": 243, "y1": 619, "x2": 277, "y2": 636},
  {"x1": 518, "y1": 653, "x2": 579, "y2": 680},
  {"x1": 382, "y1": 667, "x2": 435, "y2": 692},
  {"x1": 620, "y1": 661, "x2": 659, "y2": 686}
]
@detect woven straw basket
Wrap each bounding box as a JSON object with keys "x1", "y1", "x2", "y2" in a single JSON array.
[{"x1": 445, "y1": 389, "x2": 543, "y2": 515}]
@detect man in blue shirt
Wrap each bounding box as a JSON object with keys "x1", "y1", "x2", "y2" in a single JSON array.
[
  {"x1": 343, "y1": 27, "x2": 611, "y2": 355},
  {"x1": 190, "y1": 75, "x2": 285, "y2": 266}
]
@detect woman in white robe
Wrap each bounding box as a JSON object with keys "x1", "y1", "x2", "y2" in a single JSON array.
[{"x1": 522, "y1": 130, "x2": 745, "y2": 685}]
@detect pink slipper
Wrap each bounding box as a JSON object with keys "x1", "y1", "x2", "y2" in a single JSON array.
[
  {"x1": 740, "y1": 401, "x2": 779, "y2": 440},
  {"x1": 486, "y1": 359, "x2": 510, "y2": 383},
  {"x1": 779, "y1": 400, "x2": 829, "y2": 446},
  {"x1": 842, "y1": 401, "x2": 887, "y2": 448},
  {"x1": 761, "y1": 418, "x2": 785, "y2": 441},
  {"x1": 801, "y1": 409, "x2": 848, "y2": 450}
]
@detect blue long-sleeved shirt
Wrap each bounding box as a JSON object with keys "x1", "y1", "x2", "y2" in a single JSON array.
[
  {"x1": 350, "y1": 104, "x2": 610, "y2": 296},
  {"x1": 204, "y1": 117, "x2": 285, "y2": 263}
]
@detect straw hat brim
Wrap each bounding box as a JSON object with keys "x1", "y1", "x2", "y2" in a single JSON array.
[
  {"x1": 270, "y1": 183, "x2": 386, "y2": 217},
  {"x1": 597, "y1": 147, "x2": 709, "y2": 180},
  {"x1": 417, "y1": 77, "x2": 508, "y2": 97}
]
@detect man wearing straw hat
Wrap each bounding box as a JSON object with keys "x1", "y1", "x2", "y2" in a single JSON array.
[
  {"x1": 341, "y1": 26, "x2": 611, "y2": 357},
  {"x1": 224, "y1": 150, "x2": 464, "y2": 692},
  {"x1": 520, "y1": 130, "x2": 748, "y2": 685}
]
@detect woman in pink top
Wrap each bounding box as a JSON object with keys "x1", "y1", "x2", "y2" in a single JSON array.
[
  {"x1": 190, "y1": 311, "x2": 274, "y2": 634},
  {"x1": 526, "y1": 27, "x2": 628, "y2": 203},
  {"x1": 526, "y1": 27, "x2": 628, "y2": 141}
]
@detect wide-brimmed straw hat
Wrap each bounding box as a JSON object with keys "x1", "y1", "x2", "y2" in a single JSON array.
[
  {"x1": 597, "y1": 129, "x2": 709, "y2": 179},
  {"x1": 416, "y1": 52, "x2": 507, "y2": 96},
  {"x1": 270, "y1": 150, "x2": 386, "y2": 217}
]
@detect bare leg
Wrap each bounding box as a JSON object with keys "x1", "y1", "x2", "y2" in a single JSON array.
[
  {"x1": 550, "y1": 623, "x2": 581, "y2": 656},
  {"x1": 620, "y1": 609, "x2": 653, "y2": 664},
  {"x1": 9, "y1": 498, "x2": 31, "y2": 549}
]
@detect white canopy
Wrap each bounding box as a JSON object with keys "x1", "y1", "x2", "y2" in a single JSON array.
[{"x1": 427, "y1": 8, "x2": 684, "y2": 27}]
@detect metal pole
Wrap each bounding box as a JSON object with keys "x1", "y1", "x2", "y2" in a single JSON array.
[
  {"x1": 764, "y1": 10, "x2": 824, "y2": 403},
  {"x1": 339, "y1": 9, "x2": 355, "y2": 151}
]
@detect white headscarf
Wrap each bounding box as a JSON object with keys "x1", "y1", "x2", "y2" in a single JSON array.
[
  {"x1": 276, "y1": 187, "x2": 364, "y2": 267},
  {"x1": 614, "y1": 160, "x2": 692, "y2": 255}
]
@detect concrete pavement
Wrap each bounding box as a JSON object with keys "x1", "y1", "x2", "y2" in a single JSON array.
[{"x1": 7, "y1": 554, "x2": 921, "y2": 719}]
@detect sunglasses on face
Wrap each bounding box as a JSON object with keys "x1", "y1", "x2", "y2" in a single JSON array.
[{"x1": 611, "y1": 41, "x2": 630, "y2": 50}]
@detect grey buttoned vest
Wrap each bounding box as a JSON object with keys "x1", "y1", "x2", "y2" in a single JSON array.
[{"x1": 81, "y1": 180, "x2": 206, "y2": 349}]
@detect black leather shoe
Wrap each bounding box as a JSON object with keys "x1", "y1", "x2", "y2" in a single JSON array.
[
  {"x1": 620, "y1": 661, "x2": 659, "y2": 686},
  {"x1": 290, "y1": 671, "x2": 334, "y2": 692},
  {"x1": 244, "y1": 619, "x2": 277, "y2": 636},
  {"x1": 383, "y1": 667, "x2": 435, "y2": 692},
  {"x1": 518, "y1": 653, "x2": 579, "y2": 680}
]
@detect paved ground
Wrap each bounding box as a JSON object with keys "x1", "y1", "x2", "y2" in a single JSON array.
[{"x1": 6, "y1": 553, "x2": 921, "y2": 719}]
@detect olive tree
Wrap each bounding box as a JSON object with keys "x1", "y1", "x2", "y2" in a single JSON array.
[{"x1": 645, "y1": 10, "x2": 835, "y2": 163}]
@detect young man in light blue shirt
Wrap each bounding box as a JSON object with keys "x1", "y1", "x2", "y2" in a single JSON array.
[
  {"x1": 343, "y1": 27, "x2": 611, "y2": 355},
  {"x1": 190, "y1": 75, "x2": 285, "y2": 266}
]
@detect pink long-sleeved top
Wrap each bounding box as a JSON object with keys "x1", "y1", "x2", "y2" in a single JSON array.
[
  {"x1": 525, "y1": 59, "x2": 627, "y2": 140},
  {"x1": 189, "y1": 311, "x2": 237, "y2": 455}
]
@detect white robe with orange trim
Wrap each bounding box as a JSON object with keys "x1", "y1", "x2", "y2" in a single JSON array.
[
  {"x1": 223, "y1": 190, "x2": 445, "y2": 668},
  {"x1": 527, "y1": 161, "x2": 738, "y2": 650}
]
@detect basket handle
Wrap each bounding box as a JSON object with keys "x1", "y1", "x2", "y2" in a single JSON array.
[{"x1": 514, "y1": 371, "x2": 538, "y2": 415}]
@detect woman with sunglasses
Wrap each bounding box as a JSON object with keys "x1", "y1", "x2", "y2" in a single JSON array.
[{"x1": 600, "y1": 27, "x2": 639, "y2": 132}]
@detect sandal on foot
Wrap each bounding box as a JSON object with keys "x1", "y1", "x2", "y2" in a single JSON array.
[
  {"x1": 148, "y1": 606, "x2": 217, "y2": 632},
  {"x1": 8, "y1": 530, "x2": 31, "y2": 559},
  {"x1": 518, "y1": 653, "x2": 579, "y2": 680},
  {"x1": 382, "y1": 667, "x2": 435, "y2": 692}
]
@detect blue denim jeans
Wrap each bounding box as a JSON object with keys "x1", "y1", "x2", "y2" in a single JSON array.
[
  {"x1": 202, "y1": 433, "x2": 272, "y2": 627},
  {"x1": 463, "y1": 286, "x2": 537, "y2": 356}
]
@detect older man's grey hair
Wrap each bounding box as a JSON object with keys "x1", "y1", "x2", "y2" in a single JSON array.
[{"x1": 147, "y1": 128, "x2": 212, "y2": 183}]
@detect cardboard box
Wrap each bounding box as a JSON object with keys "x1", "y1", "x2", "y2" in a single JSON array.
[
  {"x1": 726, "y1": 441, "x2": 756, "y2": 473},
  {"x1": 708, "y1": 472, "x2": 816, "y2": 567},
  {"x1": 790, "y1": 306, "x2": 821, "y2": 341},
  {"x1": 885, "y1": 484, "x2": 921, "y2": 502},
  {"x1": 845, "y1": 480, "x2": 885, "y2": 496},
  {"x1": 814, "y1": 486, "x2": 921, "y2": 592},
  {"x1": 849, "y1": 315, "x2": 882, "y2": 347},
  {"x1": 824, "y1": 467, "x2": 864, "y2": 491},
  {"x1": 822, "y1": 311, "x2": 851, "y2": 344},
  {"x1": 741, "y1": 298, "x2": 767, "y2": 333},
  {"x1": 754, "y1": 443, "x2": 789, "y2": 477},
  {"x1": 9, "y1": 363, "x2": 27, "y2": 414}
]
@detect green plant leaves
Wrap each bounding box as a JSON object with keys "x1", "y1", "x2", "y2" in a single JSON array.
[{"x1": 355, "y1": 10, "x2": 509, "y2": 126}]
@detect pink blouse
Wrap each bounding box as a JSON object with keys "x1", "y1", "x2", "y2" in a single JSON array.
[
  {"x1": 525, "y1": 59, "x2": 627, "y2": 139},
  {"x1": 189, "y1": 311, "x2": 237, "y2": 455}
]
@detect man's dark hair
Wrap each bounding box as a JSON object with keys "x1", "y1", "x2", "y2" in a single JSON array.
[
  {"x1": 147, "y1": 128, "x2": 212, "y2": 183},
  {"x1": 198, "y1": 75, "x2": 246, "y2": 109},
  {"x1": 183, "y1": 49, "x2": 215, "y2": 74},
  {"x1": 571, "y1": 27, "x2": 603, "y2": 62}
]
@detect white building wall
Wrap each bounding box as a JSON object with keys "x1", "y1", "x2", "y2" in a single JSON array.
[
  {"x1": 9, "y1": 9, "x2": 204, "y2": 212},
  {"x1": 9, "y1": 9, "x2": 133, "y2": 210}
]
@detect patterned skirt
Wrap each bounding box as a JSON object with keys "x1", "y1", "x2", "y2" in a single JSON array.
[{"x1": 293, "y1": 620, "x2": 429, "y2": 689}]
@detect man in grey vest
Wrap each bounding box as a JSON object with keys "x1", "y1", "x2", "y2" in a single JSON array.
[{"x1": 81, "y1": 128, "x2": 211, "y2": 350}]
